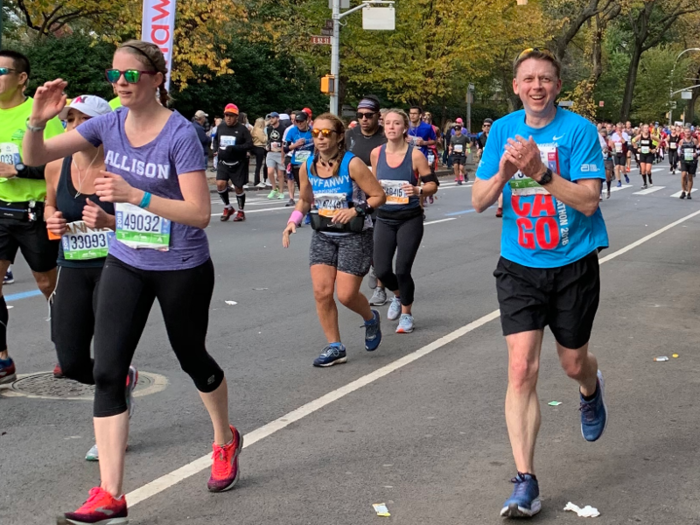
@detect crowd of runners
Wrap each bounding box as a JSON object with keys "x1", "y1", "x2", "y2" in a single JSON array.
[{"x1": 0, "y1": 39, "x2": 691, "y2": 523}]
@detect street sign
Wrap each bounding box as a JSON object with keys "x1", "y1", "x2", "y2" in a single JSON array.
[
  {"x1": 362, "y1": 6, "x2": 395, "y2": 30},
  {"x1": 311, "y1": 36, "x2": 332, "y2": 45},
  {"x1": 324, "y1": 19, "x2": 334, "y2": 30},
  {"x1": 682, "y1": 90, "x2": 693, "y2": 99},
  {"x1": 321, "y1": 28, "x2": 333, "y2": 36},
  {"x1": 599, "y1": 101, "x2": 604, "y2": 107}
]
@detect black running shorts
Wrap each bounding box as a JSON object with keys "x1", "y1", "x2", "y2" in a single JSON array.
[
  {"x1": 681, "y1": 162, "x2": 698, "y2": 175},
  {"x1": 613, "y1": 154, "x2": 626, "y2": 166},
  {"x1": 0, "y1": 218, "x2": 59, "y2": 273},
  {"x1": 494, "y1": 251, "x2": 600, "y2": 349},
  {"x1": 216, "y1": 163, "x2": 247, "y2": 189},
  {"x1": 639, "y1": 154, "x2": 654, "y2": 164}
]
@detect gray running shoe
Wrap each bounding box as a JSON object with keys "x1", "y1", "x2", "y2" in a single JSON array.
[
  {"x1": 367, "y1": 266, "x2": 378, "y2": 290},
  {"x1": 396, "y1": 313, "x2": 415, "y2": 334},
  {"x1": 369, "y1": 287, "x2": 387, "y2": 306},
  {"x1": 387, "y1": 296, "x2": 402, "y2": 321}
]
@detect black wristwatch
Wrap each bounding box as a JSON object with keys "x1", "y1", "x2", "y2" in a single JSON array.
[
  {"x1": 354, "y1": 202, "x2": 372, "y2": 217},
  {"x1": 537, "y1": 167, "x2": 553, "y2": 185}
]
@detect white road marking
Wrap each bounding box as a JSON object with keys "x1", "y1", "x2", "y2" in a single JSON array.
[
  {"x1": 670, "y1": 189, "x2": 698, "y2": 198},
  {"x1": 424, "y1": 218, "x2": 457, "y2": 226},
  {"x1": 610, "y1": 184, "x2": 633, "y2": 192},
  {"x1": 126, "y1": 208, "x2": 700, "y2": 508},
  {"x1": 633, "y1": 186, "x2": 665, "y2": 195}
]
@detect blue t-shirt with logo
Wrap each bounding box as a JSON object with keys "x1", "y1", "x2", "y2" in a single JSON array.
[
  {"x1": 286, "y1": 126, "x2": 314, "y2": 166},
  {"x1": 476, "y1": 108, "x2": 609, "y2": 269},
  {"x1": 407, "y1": 121, "x2": 437, "y2": 157}
]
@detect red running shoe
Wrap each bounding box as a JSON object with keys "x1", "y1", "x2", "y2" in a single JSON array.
[
  {"x1": 220, "y1": 207, "x2": 234, "y2": 222},
  {"x1": 0, "y1": 357, "x2": 16, "y2": 384},
  {"x1": 58, "y1": 487, "x2": 127, "y2": 524},
  {"x1": 496, "y1": 207, "x2": 503, "y2": 218},
  {"x1": 207, "y1": 425, "x2": 243, "y2": 492},
  {"x1": 233, "y1": 210, "x2": 245, "y2": 222},
  {"x1": 53, "y1": 363, "x2": 64, "y2": 378}
]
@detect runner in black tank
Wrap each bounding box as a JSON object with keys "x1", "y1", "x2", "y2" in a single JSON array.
[
  {"x1": 632, "y1": 124, "x2": 657, "y2": 189},
  {"x1": 678, "y1": 127, "x2": 698, "y2": 199},
  {"x1": 370, "y1": 109, "x2": 437, "y2": 334},
  {"x1": 668, "y1": 126, "x2": 680, "y2": 174},
  {"x1": 345, "y1": 96, "x2": 389, "y2": 306},
  {"x1": 44, "y1": 95, "x2": 137, "y2": 463}
]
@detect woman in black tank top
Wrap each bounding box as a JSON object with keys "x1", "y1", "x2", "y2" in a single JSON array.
[
  {"x1": 43, "y1": 95, "x2": 123, "y2": 462},
  {"x1": 631, "y1": 124, "x2": 657, "y2": 189}
]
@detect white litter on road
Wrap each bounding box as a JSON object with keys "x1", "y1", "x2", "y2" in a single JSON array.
[
  {"x1": 224, "y1": 301, "x2": 238, "y2": 306},
  {"x1": 564, "y1": 502, "x2": 600, "y2": 517}
]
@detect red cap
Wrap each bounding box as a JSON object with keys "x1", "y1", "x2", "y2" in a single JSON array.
[
  {"x1": 224, "y1": 103, "x2": 239, "y2": 115},
  {"x1": 455, "y1": 117, "x2": 463, "y2": 124},
  {"x1": 302, "y1": 107, "x2": 313, "y2": 118}
]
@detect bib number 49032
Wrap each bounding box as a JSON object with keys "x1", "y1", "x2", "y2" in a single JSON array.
[{"x1": 115, "y1": 202, "x2": 171, "y2": 250}]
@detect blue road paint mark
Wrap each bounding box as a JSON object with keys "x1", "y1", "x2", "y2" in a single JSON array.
[
  {"x1": 445, "y1": 209, "x2": 478, "y2": 217},
  {"x1": 6, "y1": 289, "x2": 43, "y2": 302}
]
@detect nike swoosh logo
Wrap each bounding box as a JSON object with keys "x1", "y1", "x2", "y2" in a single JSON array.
[
  {"x1": 94, "y1": 507, "x2": 115, "y2": 516},
  {"x1": 553, "y1": 134, "x2": 566, "y2": 141},
  {"x1": 182, "y1": 255, "x2": 193, "y2": 262}
]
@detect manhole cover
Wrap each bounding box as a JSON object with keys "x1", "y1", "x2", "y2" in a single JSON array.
[{"x1": 2, "y1": 371, "x2": 167, "y2": 401}]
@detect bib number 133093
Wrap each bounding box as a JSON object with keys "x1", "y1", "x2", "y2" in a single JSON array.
[{"x1": 115, "y1": 203, "x2": 171, "y2": 251}]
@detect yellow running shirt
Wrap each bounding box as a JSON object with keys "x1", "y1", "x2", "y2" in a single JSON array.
[{"x1": 0, "y1": 97, "x2": 64, "y2": 202}]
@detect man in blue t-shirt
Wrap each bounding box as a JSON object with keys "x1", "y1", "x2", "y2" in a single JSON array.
[
  {"x1": 472, "y1": 48, "x2": 609, "y2": 520},
  {"x1": 407, "y1": 106, "x2": 437, "y2": 159},
  {"x1": 284, "y1": 111, "x2": 314, "y2": 206}
]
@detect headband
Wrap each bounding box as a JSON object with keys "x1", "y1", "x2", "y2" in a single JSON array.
[
  {"x1": 121, "y1": 44, "x2": 162, "y2": 75},
  {"x1": 358, "y1": 98, "x2": 380, "y2": 112}
]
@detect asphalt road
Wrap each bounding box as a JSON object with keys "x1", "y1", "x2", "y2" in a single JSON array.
[{"x1": 2, "y1": 163, "x2": 700, "y2": 524}]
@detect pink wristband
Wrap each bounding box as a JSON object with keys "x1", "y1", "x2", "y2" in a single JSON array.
[{"x1": 289, "y1": 210, "x2": 303, "y2": 226}]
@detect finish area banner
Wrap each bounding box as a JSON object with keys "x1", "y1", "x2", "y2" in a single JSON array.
[{"x1": 142, "y1": 0, "x2": 176, "y2": 90}]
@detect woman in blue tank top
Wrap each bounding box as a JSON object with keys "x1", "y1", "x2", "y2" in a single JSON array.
[
  {"x1": 44, "y1": 95, "x2": 131, "y2": 463},
  {"x1": 370, "y1": 109, "x2": 438, "y2": 334},
  {"x1": 283, "y1": 113, "x2": 386, "y2": 368}
]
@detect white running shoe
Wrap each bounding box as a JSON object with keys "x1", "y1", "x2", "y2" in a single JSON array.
[{"x1": 387, "y1": 296, "x2": 402, "y2": 321}]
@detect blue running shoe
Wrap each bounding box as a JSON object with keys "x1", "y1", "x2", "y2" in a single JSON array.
[
  {"x1": 313, "y1": 344, "x2": 347, "y2": 367},
  {"x1": 364, "y1": 310, "x2": 382, "y2": 351},
  {"x1": 616, "y1": 180, "x2": 622, "y2": 188},
  {"x1": 624, "y1": 174, "x2": 630, "y2": 184},
  {"x1": 580, "y1": 370, "x2": 608, "y2": 442},
  {"x1": 500, "y1": 473, "x2": 541, "y2": 518}
]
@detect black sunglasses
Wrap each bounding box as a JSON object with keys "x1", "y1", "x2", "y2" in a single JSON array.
[{"x1": 356, "y1": 112, "x2": 376, "y2": 120}]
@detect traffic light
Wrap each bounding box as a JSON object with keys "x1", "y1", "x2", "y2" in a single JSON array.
[{"x1": 321, "y1": 75, "x2": 335, "y2": 94}]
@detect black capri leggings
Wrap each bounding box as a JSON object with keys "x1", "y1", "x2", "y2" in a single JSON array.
[
  {"x1": 669, "y1": 149, "x2": 678, "y2": 169},
  {"x1": 92, "y1": 255, "x2": 224, "y2": 417},
  {"x1": 52, "y1": 266, "x2": 102, "y2": 385},
  {"x1": 252, "y1": 146, "x2": 267, "y2": 185},
  {"x1": 373, "y1": 214, "x2": 424, "y2": 306}
]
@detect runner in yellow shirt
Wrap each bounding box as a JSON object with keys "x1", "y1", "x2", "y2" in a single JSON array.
[{"x1": 0, "y1": 50, "x2": 64, "y2": 384}]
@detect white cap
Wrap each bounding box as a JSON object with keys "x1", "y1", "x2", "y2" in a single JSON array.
[
  {"x1": 194, "y1": 110, "x2": 209, "y2": 118},
  {"x1": 60, "y1": 95, "x2": 112, "y2": 120}
]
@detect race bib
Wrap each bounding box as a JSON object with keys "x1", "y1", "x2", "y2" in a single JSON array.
[
  {"x1": 61, "y1": 221, "x2": 113, "y2": 260},
  {"x1": 220, "y1": 136, "x2": 236, "y2": 148},
  {"x1": 315, "y1": 192, "x2": 348, "y2": 217},
  {"x1": 670, "y1": 141, "x2": 677, "y2": 149},
  {"x1": 409, "y1": 135, "x2": 421, "y2": 145},
  {"x1": 614, "y1": 142, "x2": 623, "y2": 153},
  {"x1": 295, "y1": 150, "x2": 311, "y2": 162},
  {"x1": 685, "y1": 150, "x2": 695, "y2": 162},
  {"x1": 379, "y1": 180, "x2": 409, "y2": 205},
  {"x1": 427, "y1": 153, "x2": 435, "y2": 165},
  {"x1": 115, "y1": 203, "x2": 171, "y2": 250},
  {"x1": 0, "y1": 143, "x2": 21, "y2": 166},
  {"x1": 270, "y1": 141, "x2": 282, "y2": 151},
  {"x1": 454, "y1": 144, "x2": 464, "y2": 153},
  {"x1": 641, "y1": 146, "x2": 650, "y2": 155},
  {"x1": 509, "y1": 144, "x2": 557, "y2": 196}
]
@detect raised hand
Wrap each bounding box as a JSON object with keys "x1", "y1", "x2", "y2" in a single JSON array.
[{"x1": 30, "y1": 79, "x2": 68, "y2": 127}]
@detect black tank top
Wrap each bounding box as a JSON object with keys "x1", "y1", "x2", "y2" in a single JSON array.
[
  {"x1": 56, "y1": 156, "x2": 114, "y2": 268},
  {"x1": 681, "y1": 139, "x2": 697, "y2": 163},
  {"x1": 376, "y1": 144, "x2": 421, "y2": 222}
]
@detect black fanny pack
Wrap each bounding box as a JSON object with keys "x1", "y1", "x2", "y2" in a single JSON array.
[
  {"x1": 376, "y1": 206, "x2": 422, "y2": 221},
  {"x1": 309, "y1": 210, "x2": 365, "y2": 233},
  {"x1": 0, "y1": 200, "x2": 43, "y2": 222}
]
